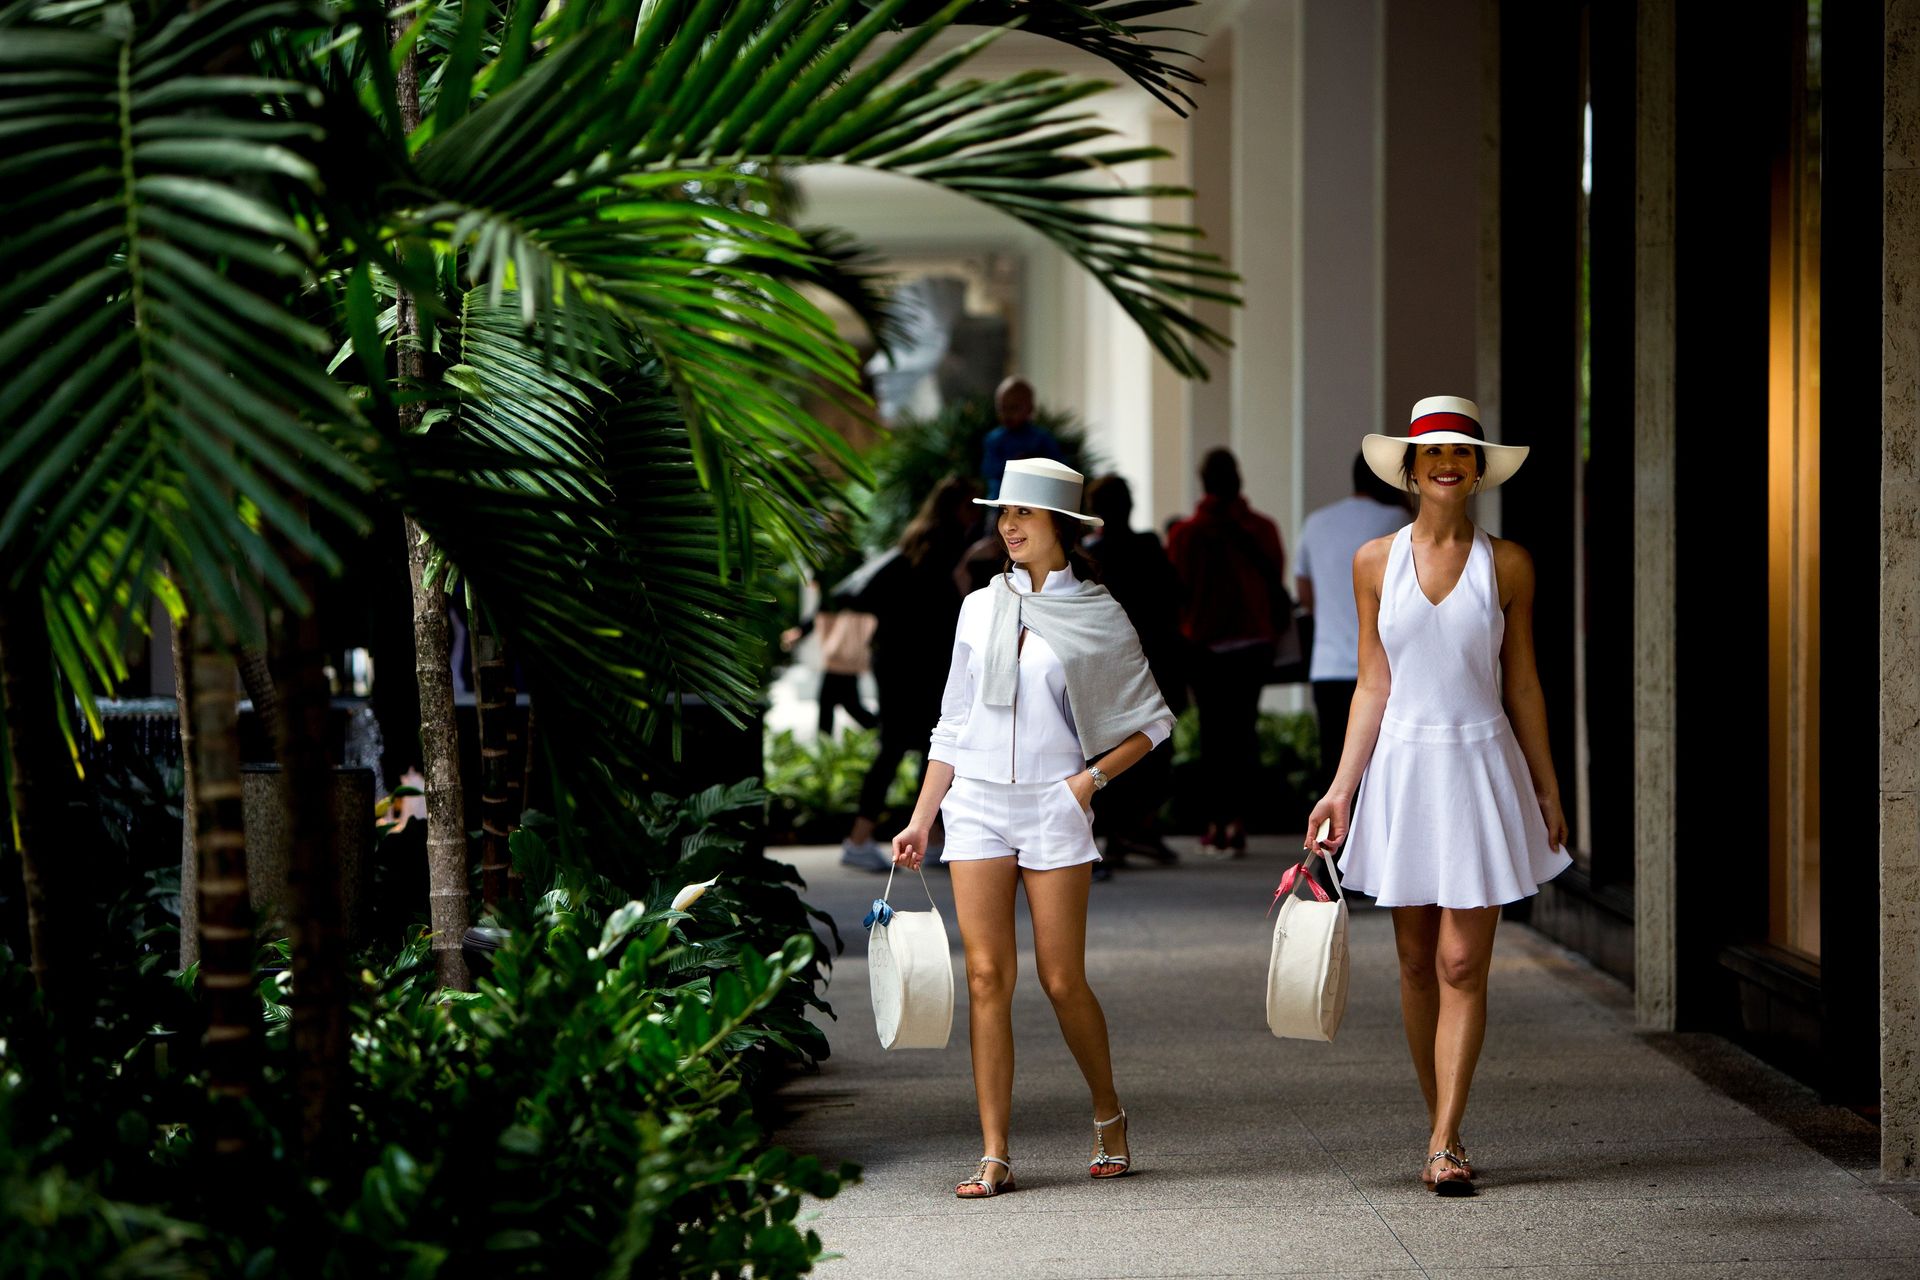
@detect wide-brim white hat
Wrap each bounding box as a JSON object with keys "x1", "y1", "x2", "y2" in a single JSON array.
[
  {"x1": 974, "y1": 457, "x2": 1104, "y2": 527},
  {"x1": 1361, "y1": 396, "x2": 1529, "y2": 492}
]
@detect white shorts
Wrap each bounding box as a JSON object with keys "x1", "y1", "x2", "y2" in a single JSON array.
[{"x1": 940, "y1": 776, "x2": 1101, "y2": 871}]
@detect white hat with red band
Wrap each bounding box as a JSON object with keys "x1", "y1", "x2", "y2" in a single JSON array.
[{"x1": 1361, "y1": 396, "x2": 1530, "y2": 493}]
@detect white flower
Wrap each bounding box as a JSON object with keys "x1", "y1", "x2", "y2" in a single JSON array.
[{"x1": 671, "y1": 875, "x2": 721, "y2": 912}]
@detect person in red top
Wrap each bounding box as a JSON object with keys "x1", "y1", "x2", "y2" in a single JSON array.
[{"x1": 1166, "y1": 448, "x2": 1287, "y2": 853}]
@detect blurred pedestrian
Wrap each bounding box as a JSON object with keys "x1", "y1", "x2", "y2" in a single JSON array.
[
  {"x1": 1307, "y1": 396, "x2": 1570, "y2": 1196},
  {"x1": 980, "y1": 376, "x2": 1066, "y2": 500},
  {"x1": 837, "y1": 475, "x2": 976, "y2": 872},
  {"x1": 1082, "y1": 475, "x2": 1185, "y2": 869},
  {"x1": 1166, "y1": 448, "x2": 1287, "y2": 854},
  {"x1": 957, "y1": 377, "x2": 1070, "y2": 592},
  {"x1": 782, "y1": 584, "x2": 880, "y2": 737},
  {"x1": 890, "y1": 458, "x2": 1175, "y2": 1196},
  {"x1": 1296, "y1": 453, "x2": 1410, "y2": 793}
]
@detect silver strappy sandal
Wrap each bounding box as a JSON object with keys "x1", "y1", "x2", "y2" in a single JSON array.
[
  {"x1": 1426, "y1": 1148, "x2": 1473, "y2": 1196},
  {"x1": 1090, "y1": 1111, "x2": 1131, "y2": 1178},
  {"x1": 956, "y1": 1155, "x2": 1014, "y2": 1198}
]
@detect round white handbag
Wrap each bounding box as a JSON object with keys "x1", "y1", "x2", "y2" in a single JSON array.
[
  {"x1": 1266, "y1": 821, "x2": 1351, "y2": 1042},
  {"x1": 865, "y1": 865, "x2": 955, "y2": 1050}
]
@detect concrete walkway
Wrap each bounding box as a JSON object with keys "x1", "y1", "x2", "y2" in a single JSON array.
[{"x1": 771, "y1": 838, "x2": 1920, "y2": 1278}]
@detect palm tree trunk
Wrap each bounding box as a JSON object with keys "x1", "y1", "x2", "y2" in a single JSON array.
[
  {"x1": 0, "y1": 577, "x2": 80, "y2": 1026},
  {"x1": 406, "y1": 522, "x2": 471, "y2": 988},
  {"x1": 235, "y1": 644, "x2": 279, "y2": 738},
  {"x1": 393, "y1": 26, "x2": 470, "y2": 989},
  {"x1": 268, "y1": 530, "x2": 347, "y2": 1165},
  {"x1": 173, "y1": 613, "x2": 200, "y2": 970},
  {"x1": 183, "y1": 606, "x2": 257, "y2": 1161},
  {"x1": 472, "y1": 631, "x2": 513, "y2": 909}
]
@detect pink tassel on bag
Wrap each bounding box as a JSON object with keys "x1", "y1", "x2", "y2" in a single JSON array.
[{"x1": 1268, "y1": 860, "x2": 1331, "y2": 916}]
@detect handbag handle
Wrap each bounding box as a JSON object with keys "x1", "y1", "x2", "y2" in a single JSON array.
[
  {"x1": 867, "y1": 859, "x2": 936, "y2": 929},
  {"x1": 1315, "y1": 819, "x2": 1345, "y2": 902},
  {"x1": 1269, "y1": 820, "x2": 1344, "y2": 917}
]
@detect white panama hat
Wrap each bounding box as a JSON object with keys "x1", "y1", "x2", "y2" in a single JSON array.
[
  {"x1": 974, "y1": 457, "x2": 1105, "y2": 528},
  {"x1": 1361, "y1": 396, "x2": 1529, "y2": 493}
]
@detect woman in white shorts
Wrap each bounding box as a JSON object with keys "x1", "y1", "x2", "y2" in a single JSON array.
[{"x1": 892, "y1": 458, "x2": 1174, "y2": 1200}]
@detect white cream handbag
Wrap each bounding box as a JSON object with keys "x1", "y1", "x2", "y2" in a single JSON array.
[
  {"x1": 865, "y1": 864, "x2": 955, "y2": 1050},
  {"x1": 1266, "y1": 821, "x2": 1351, "y2": 1042}
]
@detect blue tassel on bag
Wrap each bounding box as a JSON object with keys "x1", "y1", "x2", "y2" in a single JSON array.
[{"x1": 862, "y1": 898, "x2": 893, "y2": 930}]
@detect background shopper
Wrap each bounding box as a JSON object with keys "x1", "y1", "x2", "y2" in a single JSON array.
[
  {"x1": 1166, "y1": 448, "x2": 1287, "y2": 853},
  {"x1": 1295, "y1": 452, "x2": 1410, "y2": 793}
]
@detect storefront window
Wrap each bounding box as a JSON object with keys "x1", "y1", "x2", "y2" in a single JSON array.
[{"x1": 1767, "y1": 1, "x2": 1822, "y2": 959}]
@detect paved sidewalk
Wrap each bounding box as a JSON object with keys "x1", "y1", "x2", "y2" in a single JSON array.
[{"x1": 770, "y1": 838, "x2": 1920, "y2": 1279}]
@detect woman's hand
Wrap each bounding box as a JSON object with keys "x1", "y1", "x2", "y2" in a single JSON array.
[
  {"x1": 1067, "y1": 771, "x2": 1096, "y2": 815},
  {"x1": 891, "y1": 821, "x2": 933, "y2": 869},
  {"x1": 1537, "y1": 790, "x2": 1570, "y2": 852},
  {"x1": 1304, "y1": 792, "x2": 1352, "y2": 857}
]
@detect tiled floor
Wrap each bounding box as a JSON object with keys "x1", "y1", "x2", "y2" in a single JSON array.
[{"x1": 769, "y1": 838, "x2": 1919, "y2": 1278}]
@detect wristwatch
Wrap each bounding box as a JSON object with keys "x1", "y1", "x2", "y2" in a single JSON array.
[{"x1": 1086, "y1": 764, "x2": 1110, "y2": 790}]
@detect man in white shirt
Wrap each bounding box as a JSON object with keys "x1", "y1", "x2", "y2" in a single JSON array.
[{"x1": 1294, "y1": 453, "x2": 1410, "y2": 790}]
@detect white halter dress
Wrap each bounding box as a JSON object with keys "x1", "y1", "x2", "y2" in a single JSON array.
[{"x1": 1337, "y1": 526, "x2": 1571, "y2": 908}]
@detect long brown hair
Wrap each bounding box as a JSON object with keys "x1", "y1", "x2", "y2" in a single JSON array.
[{"x1": 900, "y1": 474, "x2": 976, "y2": 566}]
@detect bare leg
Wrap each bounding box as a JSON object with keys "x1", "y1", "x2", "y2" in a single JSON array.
[
  {"x1": 1391, "y1": 905, "x2": 1443, "y2": 1128},
  {"x1": 1023, "y1": 862, "x2": 1126, "y2": 1162},
  {"x1": 1430, "y1": 906, "x2": 1500, "y2": 1155},
  {"x1": 848, "y1": 815, "x2": 876, "y2": 845},
  {"x1": 950, "y1": 858, "x2": 1021, "y2": 1165}
]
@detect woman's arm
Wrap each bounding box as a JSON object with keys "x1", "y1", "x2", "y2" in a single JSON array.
[
  {"x1": 893, "y1": 605, "x2": 974, "y2": 868},
  {"x1": 1306, "y1": 537, "x2": 1394, "y2": 852},
  {"x1": 1494, "y1": 540, "x2": 1569, "y2": 849},
  {"x1": 892, "y1": 759, "x2": 957, "y2": 869},
  {"x1": 1066, "y1": 730, "x2": 1155, "y2": 811}
]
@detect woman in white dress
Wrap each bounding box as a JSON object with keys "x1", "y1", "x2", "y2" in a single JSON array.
[
  {"x1": 1306, "y1": 396, "x2": 1571, "y2": 1196},
  {"x1": 892, "y1": 458, "x2": 1174, "y2": 1199}
]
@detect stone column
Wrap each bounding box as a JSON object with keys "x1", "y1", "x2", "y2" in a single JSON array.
[
  {"x1": 1383, "y1": 0, "x2": 1484, "y2": 485},
  {"x1": 1145, "y1": 112, "x2": 1196, "y2": 529},
  {"x1": 1299, "y1": 0, "x2": 1383, "y2": 514},
  {"x1": 1475, "y1": 0, "x2": 1503, "y2": 536},
  {"x1": 1229, "y1": 0, "x2": 1303, "y2": 539},
  {"x1": 1881, "y1": 0, "x2": 1920, "y2": 1184},
  {"x1": 1632, "y1": 0, "x2": 1680, "y2": 1032},
  {"x1": 1185, "y1": 61, "x2": 1235, "y2": 516}
]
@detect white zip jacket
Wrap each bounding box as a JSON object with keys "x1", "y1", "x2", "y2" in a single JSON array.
[{"x1": 926, "y1": 564, "x2": 1175, "y2": 783}]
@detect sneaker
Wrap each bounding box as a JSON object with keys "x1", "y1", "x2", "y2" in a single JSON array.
[{"x1": 839, "y1": 839, "x2": 891, "y2": 873}]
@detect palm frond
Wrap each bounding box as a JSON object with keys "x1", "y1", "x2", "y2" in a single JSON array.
[
  {"x1": 884, "y1": 0, "x2": 1207, "y2": 113},
  {"x1": 611, "y1": 0, "x2": 1233, "y2": 376},
  {"x1": 0, "y1": 0, "x2": 373, "y2": 651}
]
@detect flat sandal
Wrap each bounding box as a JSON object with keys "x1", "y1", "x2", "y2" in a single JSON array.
[
  {"x1": 1427, "y1": 1149, "x2": 1473, "y2": 1197},
  {"x1": 956, "y1": 1155, "x2": 1014, "y2": 1198},
  {"x1": 1090, "y1": 1111, "x2": 1131, "y2": 1178}
]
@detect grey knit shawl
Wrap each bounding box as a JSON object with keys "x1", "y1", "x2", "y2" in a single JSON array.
[{"x1": 982, "y1": 573, "x2": 1172, "y2": 760}]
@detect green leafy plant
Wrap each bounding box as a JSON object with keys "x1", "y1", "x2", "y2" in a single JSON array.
[
  {"x1": 763, "y1": 727, "x2": 920, "y2": 838},
  {"x1": 1168, "y1": 707, "x2": 1321, "y2": 832}
]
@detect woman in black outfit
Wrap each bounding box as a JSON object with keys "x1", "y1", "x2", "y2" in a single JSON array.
[
  {"x1": 838, "y1": 475, "x2": 976, "y2": 871},
  {"x1": 1081, "y1": 476, "x2": 1186, "y2": 869}
]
